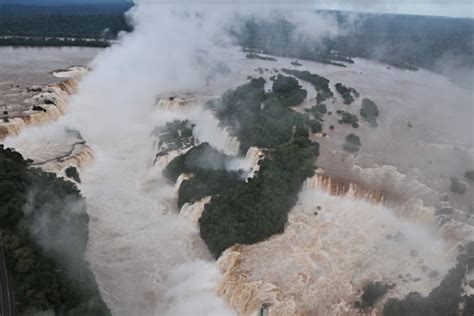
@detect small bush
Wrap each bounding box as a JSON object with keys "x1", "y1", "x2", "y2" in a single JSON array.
[
  {"x1": 65, "y1": 166, "x2": 81, "y2": 183},
  {"x1": 335, "y1": 83, "x2": 359, "y2": 104},
  {"x1": 337, "y1": 110, "x2": 359, "y2": 127},
  {"x1": 343, "y1": 133, "x2": 361, "y2": 153},
  {"x1": 360, "y1": 98, "x2": 379, "y2": 127},
  {"x1": 450, "y1": 178, "x2": 467, "y2": 194},
  {"x1": 464, "y1": 170, "x2": 474, "y2": 182},
  {"x1": 32, "y1": 105, "x2": 46, "y2": 112}
]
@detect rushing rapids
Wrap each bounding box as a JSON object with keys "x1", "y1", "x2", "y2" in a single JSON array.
[
  {"x1": 216, "y1": 184, "x2": 455, "y2": 316},
  {"x1": 2, "y1": 38, "x2": 473, "y2": 315}
]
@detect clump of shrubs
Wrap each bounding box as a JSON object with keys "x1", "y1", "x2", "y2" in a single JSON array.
[
  {"x1": 337, "y1": 110, "x2": 359, "y2": 128},
  {"x1": 271, "y1": 74, "x2": 307, "y2": 107},
  {"x1": 307, "y1": 119, "x2": 323, "y2": 133},
  {"x1": 335, "y1": 83, "x2": 359, "y2": 104},
  {"x1": 360, "y1": 98, "x2": 379, "y2": 127},
  {"x1": 343, "y1": 133, "x2": 361, "y2": 153},
  {"x1": 208, "y1": 77, "x2": 309, "y2": 153},
  {"x1": 465, "y1": 170, "x2": 474, "y2": 182},
  {"x1": 65, "y1": 166, "x2": 81, "y2": 183},
  {"x1": 450, "y1": 177, "x2": 467, "y2": 194},
  {"x1": 32, "y1": 105, "x2": 46, "y2": 112},
  {"x1": 281, "y1": 69, "x2": 333, "y2": 104}
]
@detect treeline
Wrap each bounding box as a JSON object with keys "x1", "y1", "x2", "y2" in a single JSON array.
[
  {"x1": 0, "y1": 37, "x2": 109, "y2": 48},
  {"x1": 0, "y1": 4, "x2": 132, "y2": 45},
  {"x1": 233, "y1": 12, "x2": 474, "y2": 85},
  {"x1": 0, "y1": 146, "x2": 110, "y2": 315}
]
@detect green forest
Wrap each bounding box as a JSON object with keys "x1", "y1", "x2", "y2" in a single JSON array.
[
  {"x1": 0, "y1": 145, "x2": 109, "y2": 315},
  {"x1": 199, "y1": 137, "x2": 318, "y2": 257},
  {"x1": 0, "y1": 4, "x2": 131, "y2": 47}
]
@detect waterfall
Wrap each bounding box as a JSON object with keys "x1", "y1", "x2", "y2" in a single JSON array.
[
  {"x1": 245, "y1": 146, "x2": 263, "y2": 179},
  {"x1": 216, "y1": 172, "x2": 457, "y2": 316},
  {"x1": 303, "y1": 171, "x2": 386, "y2": 203},
  {"x1": 180, "y1": 196, "x2": 212, "y2": 227},
  {"x1": 0, "y1": 67, "x2": 86, "y2": 140},
  {"x1": 192, "y1": 109, "x2": 241, "y2": 156}
]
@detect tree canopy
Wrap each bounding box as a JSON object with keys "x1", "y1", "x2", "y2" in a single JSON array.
[{"x1": 0, "y1": 145, "x2": 109, "y2": 315}]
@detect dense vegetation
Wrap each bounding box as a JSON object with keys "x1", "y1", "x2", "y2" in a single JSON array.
[
  {"x1": 360, "y1": 98, "x2": 379, "y2": 127},
  {"x1": 0, "y1": 37, "x2": 109, "y2": 47},
  {"x1": 304, "y1": 103, "x2": 327, "y2": 123},
  {"x1": 163, "y1": 143, "x2": 234, "y2": 182},
  {"x1": 281, "y1": 69, "x2": 333, "y2": 104},
  {"x1": 178, "y1": 170, "x2": 243, "y2": 208},
  {"x1": 0, "y1": 146, "x2": 109, "y2": 315},
  {"x1": 0, "y1": 4, "x2": 132, "y2": 47},
  {"x1": 271, "y1": 74, "x2": 307, "y2": 107},
  {"x1": 335, "y1": 83, "x2": 359, "y2": 105},
  {"x1": 383, "y1": 242, "x2": 474, "y2": 316},
  {"x1": 208, "y1": 77, "x2": 310, "y2": 153},
  {"x1": 162, "y1": 142, "x2": 244, "y2": 208},
  {"x1": 199, "y1": 137, "x2": 318, "y2": 257}
]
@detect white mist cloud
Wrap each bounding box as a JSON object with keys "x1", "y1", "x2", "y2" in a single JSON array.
[{"x1": 4, "y1": 1, "x2": 350, "y2": 315}]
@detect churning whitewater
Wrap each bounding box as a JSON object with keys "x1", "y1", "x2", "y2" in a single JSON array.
[{"x1": 2, "y1": 1, "x2": 473, "y2": 316}]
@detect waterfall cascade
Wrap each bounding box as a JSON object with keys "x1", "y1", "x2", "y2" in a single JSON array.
[
  {"x1": 216, "y1": 178, "x2": 456, "y2": 316},
  {"x1": 0, "y1": 67, "x2": 87, "y2": 139}
]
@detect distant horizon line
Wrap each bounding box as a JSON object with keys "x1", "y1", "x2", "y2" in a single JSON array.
[{"x1": 1, "y1": 1, "x2": 472, "y2": 20}]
